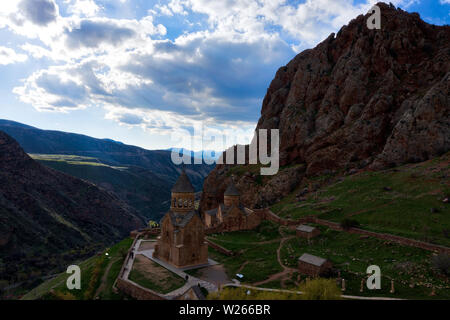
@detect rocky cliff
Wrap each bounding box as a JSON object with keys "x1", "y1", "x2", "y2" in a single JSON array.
[
  {"x1": 0, "y1": 131, "x2": 144, "y2": 285},
  {"x1": 200, "y1": 3, "x2": 450, "y2": 212}
]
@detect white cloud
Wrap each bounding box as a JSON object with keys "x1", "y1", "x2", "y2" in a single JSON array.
[
  {"x1": 66, "y1": 0, "x2": 101, "y2": 17},
  {"x1": 0, "y1": 0, "x2": 62, "y2": 42},
  {"x1": 5, "y1": 0, "x2": 443, "y2": 142},
  {"x1": 0, "y1": 46, "x2": 28, "y2": 65}
]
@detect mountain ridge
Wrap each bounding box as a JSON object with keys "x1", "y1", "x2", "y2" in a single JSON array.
[
  {"x1": 200, "y1": 2, "x2": 450, "y2": 212},
  {"x1": 0, "y1": 130, "x2": 144, "y2": 288}
]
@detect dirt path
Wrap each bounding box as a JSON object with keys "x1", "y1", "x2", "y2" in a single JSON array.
[
  {"x1": 345, "y1": 200, "x2": 396, "y2": 217},
  {"x1": 252, "y1": 227, "x2": 296, "y2": 287},
  {"x1": 94, "y1": 258, "x2": 119, "y2": 299},
  {"x1": 236, "y1": 261, "x2": 249, "y2": 274}
]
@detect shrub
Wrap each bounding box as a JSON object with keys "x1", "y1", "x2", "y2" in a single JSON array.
[
  {"x1": 340, "y1": 218, "x2": 360, "y2": 230},
  {"x1": 432, "y1": 254, "x2": 450, "y2": 275},
  {"x1": 299, "y1": 278, "x2": 341, "y2": 300},
  {"x1": 52, "y1": 291, "x2": 76, "y2": 300}
]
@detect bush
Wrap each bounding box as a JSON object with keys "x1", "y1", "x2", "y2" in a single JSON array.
[
  {"x1": 432, "y1": 254, "x2": 450, "y2": 275},
  {"x1": 340, "y1": 219, "x2": 360, "y2": 230},
  {"x1": 299, "y1": 278, "x2": 341, "y2": 300},
  {"x1": 52, "y1": 291, "x2": 76, "y2": 300}
]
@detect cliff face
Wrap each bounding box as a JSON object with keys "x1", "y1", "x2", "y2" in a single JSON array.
[
  {"x1": 200, "y1": 3, "x2": 450, "y2": 212},
  {"x1": 0, "y1": 131, "x2": 144, "y2": 283}
]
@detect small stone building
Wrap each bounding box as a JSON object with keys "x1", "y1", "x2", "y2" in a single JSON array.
[
  {"x1": 298, "y1": 253, "x2": 332, "y2": 277},
  {"x1": 204, "y1": 181, "x2": 261, "y2": 232},
  {"x1": 153, "y1": 170, "x2": 208, "y2": 268},
  {"x1": 296, "y1": 225, "x2": 320, "y2": 239}
]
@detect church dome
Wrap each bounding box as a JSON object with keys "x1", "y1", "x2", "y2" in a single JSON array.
[
  {"x1": 172, "y1": 169, "x2": 195, "y2": 193},
  {"x1": 224, "y1": 181, "x2": 240, "y2": 196}
]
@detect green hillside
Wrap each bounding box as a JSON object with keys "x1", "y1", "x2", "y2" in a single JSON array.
[
  {"x1": 21, "y1": 154, "x2": 450, "y2": 300},
  {"x1": 21, "y1": 237, "x2": 134, "y2": 300},
  {"x1": 30, "y1": 154, "x2": 171, "y2": 220},
  {"x1": 271, "y1": 152, "x2": 450, "y2": 247},
  {"x1": 206, "y1": 221, "x2": 450, "y2": 299}
]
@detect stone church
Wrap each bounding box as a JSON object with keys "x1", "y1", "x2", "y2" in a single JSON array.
[
  {"x1": 153, "y1": 170, "x2": 208, "y2": 268},
  {"x1": 204, "y1": 181, "x2": 261, "y2": 232}
]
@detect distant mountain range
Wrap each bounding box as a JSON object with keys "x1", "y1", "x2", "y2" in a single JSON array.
[
  {"x1": 0, "y1": 119, "x2": 214, "y2": 219},
  {"x1": 166, "y1": 148, "x2": 221, "y2": 162},
  {"x1": 0, "y1": 130, "x2": 144, "y2": 288}
]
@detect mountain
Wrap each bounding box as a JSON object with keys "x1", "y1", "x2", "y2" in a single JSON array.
[
  {"x1": 200, "y1": 3, "x2": 450, "y2": 212},
  {"x1": 166, "y1": 148, "x2": 221, "y2": 162},
  {"x1": 0, "y1": 119, "x2": 213, "y2": 190},
  {"x1": 0, "y1": 131, "x2": 144, "y2": 288},
  {"x1": 29, "y1": 154, "x2": 170, "y2": 220},
  {"x1": 0, "y1": 119, "x2": 214, "y2": 219}
]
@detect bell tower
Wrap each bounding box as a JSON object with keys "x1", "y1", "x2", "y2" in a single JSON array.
[
  {"x1": 224, "y1": 180, "x2": 240, "y2": 207},
  {"x1": 170, "y1": 169, "x2": 195, "y2": 213},
  {"x1": 153, "y1": 169, "x2": 208, "y2": 268}
]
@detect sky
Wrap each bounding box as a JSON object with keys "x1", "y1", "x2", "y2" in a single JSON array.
[{"x1": 0, "y1": 0, "x2": 448, "y2": 151}]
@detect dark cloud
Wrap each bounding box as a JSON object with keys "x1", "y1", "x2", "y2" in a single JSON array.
[
  {"x1": 65, "y1": 20, "x2": 136, "y2": 49},
  {"x1": 19, "y1": 0, "x2": 57, "y2": 26},
  {"x1": 118, "y1": 113, "x2": 144, "y2": 125},
  {"x1": 36, "y1": 72, "x2": 87, "y2": 102},
  {"x1": 19, "y1": 30, "x2": 294, "y2": 124},
  {"x1": 117, "y1": 36, "x2": 294, "y2": 122}
]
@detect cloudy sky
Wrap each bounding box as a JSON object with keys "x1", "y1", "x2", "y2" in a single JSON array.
[{"x1": 0, "y1": 0, "x2": 448, "y2": 150}]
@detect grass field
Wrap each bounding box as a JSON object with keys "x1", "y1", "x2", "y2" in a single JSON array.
[
  {"x1": 270, "y1": 152, "x2": 450, "y2": 246},
  {"x1": 207, "y1": 221, "x2": 283, "y2": 283},
  {"x1": 29, "y1": 154, "x2": 127, "y2": 169},
  {"x1": 207, "y1": 221, "x2": 449, "y2": 299},
  {"x1": 280, "y1": 226, "x2": 449, "y2": 299}
]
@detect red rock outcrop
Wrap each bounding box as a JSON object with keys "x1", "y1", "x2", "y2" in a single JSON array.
[{"x1": 200, "y1": 3, "x2": 450, "y2": 212}]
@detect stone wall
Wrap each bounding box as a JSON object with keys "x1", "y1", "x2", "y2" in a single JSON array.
[
  {"x1": 205, "y1": 238, "x2": 234, "y2": 256},
  {"x1": 116, "y1": 278, "x2": 166, "y2": 300}
]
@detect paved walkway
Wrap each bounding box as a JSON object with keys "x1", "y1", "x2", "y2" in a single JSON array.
[{"x1": 124, "y1": 239, "x2": 220, "y2": 299}]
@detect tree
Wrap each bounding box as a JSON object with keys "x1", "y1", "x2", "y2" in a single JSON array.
[
  {"x1": 148, "y1": 220, "x2": 159, "y2": 228},
  {"x1": 299, "y1": 278, "x2": 341, "y2": 300}
]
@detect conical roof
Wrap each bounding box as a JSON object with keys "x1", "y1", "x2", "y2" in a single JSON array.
[
  {"x1": 224, "y1": 181, "x2": 240, "y2": 196},
  {"x1": 172, "y1": 169, "x2": 195, "y2": 193}
]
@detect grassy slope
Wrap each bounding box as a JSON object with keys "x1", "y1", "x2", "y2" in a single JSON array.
[
  {"x1": 22, "y1": 238, "x2": 133, "y2": 300},
  {"x1": 271, "y1": 152, "x2": 450, "y2": 246},
  {"x1": 280, "y1": 225, "x2": 449, "y2": 299},
  {"x1": 207, "y1": 222, "x2": 449, "y2": 299},
  {"x1": 207, "y1": 221, "x2": 283, "y2": 283},
  {"x1": 23, "y1": 154, "x2": 449, "y2": 300}
]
